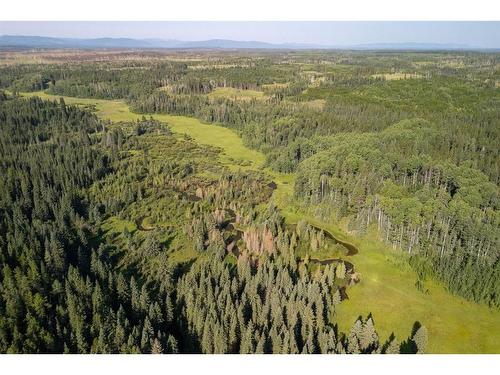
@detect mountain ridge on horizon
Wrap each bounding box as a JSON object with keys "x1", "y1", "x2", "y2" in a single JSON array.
[{"x1": 0, "y1": 34, "x2": 494, "y2": 51}]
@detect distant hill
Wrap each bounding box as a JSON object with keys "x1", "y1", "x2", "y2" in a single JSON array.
[
  {"x1": 0, "y1": 35, "x2": 491, "y2": 51},
  {"x1": 0, "y1": 35, "x2": 320, "y2": 49},
  {"x1": 0, "y1": 35, "x2": 163, "y2": 48},
  {"x1": 349, "y1": 42, "x2": 476, "y2": 50}
]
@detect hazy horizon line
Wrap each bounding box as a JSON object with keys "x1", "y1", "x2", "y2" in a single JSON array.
[
  {"x1": 1, "y1": 34, "x2": 498, "y2": 51},
  {"x1": 1, "y1": 21, "x2": 499, "y2": 48}
]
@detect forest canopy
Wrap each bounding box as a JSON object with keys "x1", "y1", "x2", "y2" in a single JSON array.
[{"x1": 0, "y1": 49, "x2": 498, "y2": 353}]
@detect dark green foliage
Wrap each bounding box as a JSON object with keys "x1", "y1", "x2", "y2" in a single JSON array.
[
  {"x1": 177, "y1": 251, "x2": 415, "y2": 353},
  {"x1": 0, "y1": 97, "x2": 178, "y2": 353},
  {"x1": 3, "y1": 50, "x2": 497, "y2": 353}
]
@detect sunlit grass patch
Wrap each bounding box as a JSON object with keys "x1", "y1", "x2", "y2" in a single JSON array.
[
  {"x1": 334, "y1": 226, "x2": 500, "y2": 354},
  {"x1": 101, "y1": 216, "x2": 137, "y2": 235},
  {"x1": 371, "y1": 72, "x2": 423, "y2": 80},
  {"x1": 299, "y1": 99, "x2": 326, "y2": 110},
  {"x1": 207, "y1": 87, "x2": 267, "y2": 101},
  {"x1": 261, "y1": 82, "x2": 290, "y2": 90}
]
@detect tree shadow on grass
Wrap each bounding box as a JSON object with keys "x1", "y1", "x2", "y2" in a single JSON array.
[{"x1": 399, "y1": 321, "x2": 421, "y2": 354}]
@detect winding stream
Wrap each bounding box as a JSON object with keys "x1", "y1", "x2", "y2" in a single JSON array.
[{"x1": 308, "y1": 224, "x2": 358, "y2": 256}]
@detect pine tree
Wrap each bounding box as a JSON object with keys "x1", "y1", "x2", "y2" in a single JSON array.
[
  {"x1": 359, "y1": 317, "x2": 379, "y2": 352},
  {"x1": 336, "y1": 262, "x2": 346, "y2": 280},
  {"x1": 201, "y1": 321, "x2": 213, "y2": 353},
  {"x1": 166, "y1": 335, "x2": 178, "y2": 354},
  {"x1": 240, "y1": 322, "x2": 256, "y2": 354},
  {"x1": 384, "y1": 337, "x2": 400, "y2": 354},
  {"x1": 151, "y1": 338, "x2": 163, "y2": 354},
  {"x1": 412, "y1": 325, "x2": 428, "y2": 354}
]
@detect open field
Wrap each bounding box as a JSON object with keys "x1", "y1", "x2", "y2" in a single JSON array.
[
  {"x1": 371, "y1": 72, "x2": 423, "y2": 80},
  {"x1": 298, "y1": 98, "x2": 326, "y2": 110},
  {"x1": 207, "y1": 87, "x2": 267, "y2": 101},
  {"x1": 20, "y1": 90, "x2": 500, "y2": 353},
  {"x1": 262, "y1": 82, "x2": 290, "y2": 90}
]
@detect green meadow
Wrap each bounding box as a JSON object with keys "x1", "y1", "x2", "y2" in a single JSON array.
[{"x1": 207, "y1": 87, "x2": 267, "y2": 101}]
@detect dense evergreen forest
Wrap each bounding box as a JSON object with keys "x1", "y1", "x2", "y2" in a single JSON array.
[
  {"x1": 0, "y1": 49, "x2": 498, "y2": 353},
  {"x1": 0, "y1": 93, "x2": 424, "y2": 353}
]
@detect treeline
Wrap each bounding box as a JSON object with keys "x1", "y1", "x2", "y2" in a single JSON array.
[
  {"x1": 0, "y1": 59, "x2": 294, "y2": 99},
  {"x1": 1, "y1": 62, "x2": 185, "y2": 99},
  {"x1": 295, "y1": 119, "x2": 499, "y2": 306}
]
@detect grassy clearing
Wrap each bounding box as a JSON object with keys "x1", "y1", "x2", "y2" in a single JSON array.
[
  {"x1": 207, "y1": 87, "x2": 267, "y2": 101},
  {"x1": 101, "y1": 216, "x2": 137, "y2": 235},
  {"x1": 188, "y1": 63, "x2": 251, "y2": 70},
  {"x1": 334, "y1": 226, "x2": 500, "y2": 353},
  {"x1": 298, "y1": 99, "x2": 326, "y2": 110},
  {"x1": 21, "y1": 90, "x2": 500, "y2": 353},
  {"x1": 261, "y1": 82, "x2": 290, "y2": 90},
  {"x1": 371, "y1": 72, "x2": 423, "y2": 80},
  {"x1": 21, "y1": 91, "x2": 142, "y2": 122}
]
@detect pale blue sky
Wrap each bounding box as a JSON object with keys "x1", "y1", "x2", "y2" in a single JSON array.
[{"x1": 0, "y1": 21, "x2": 499, "y2": 48}]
